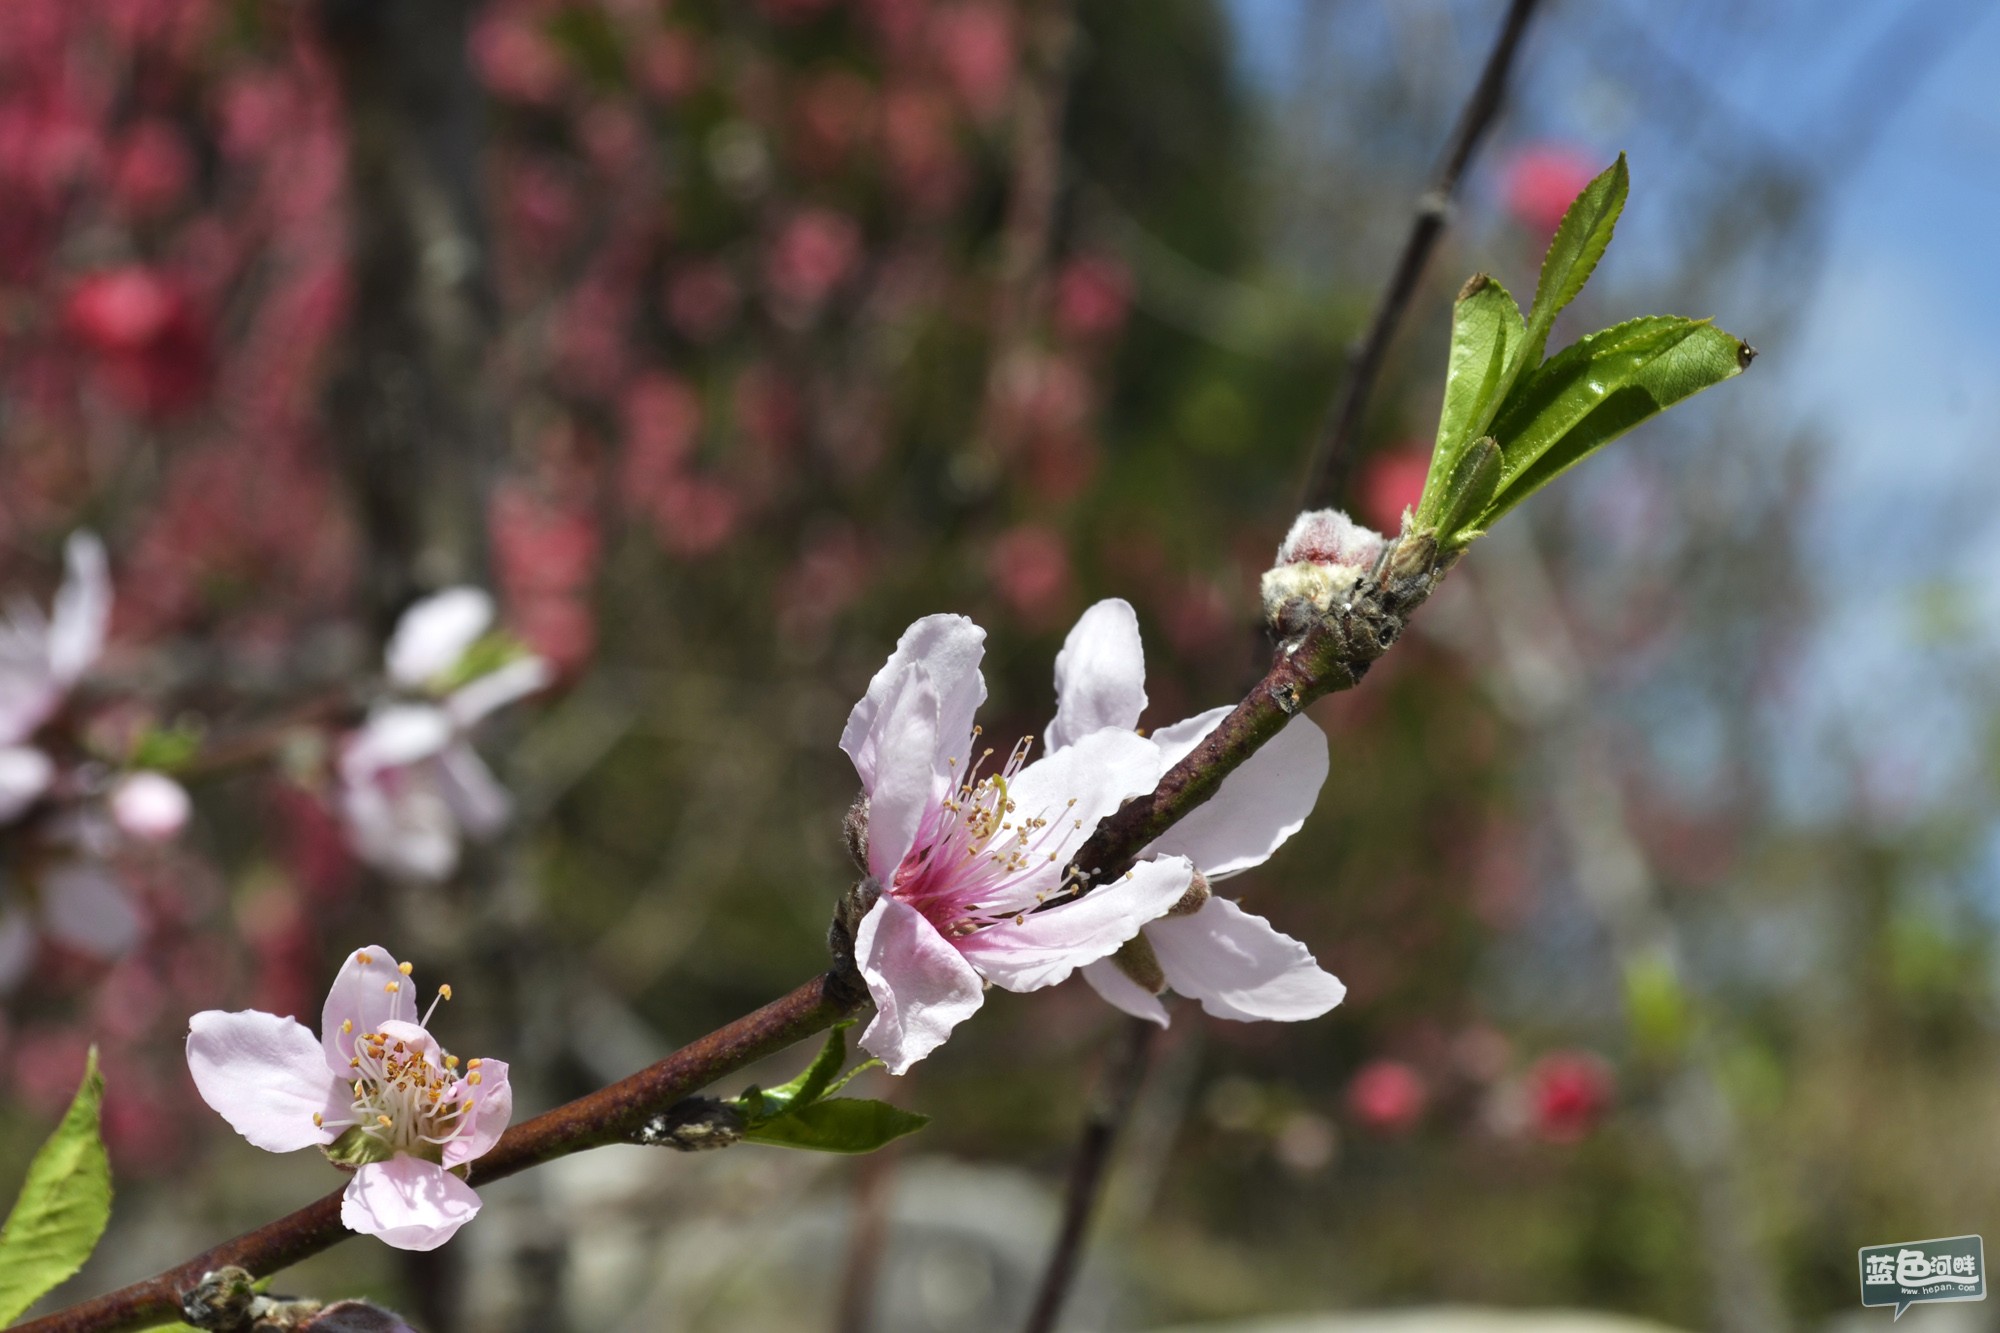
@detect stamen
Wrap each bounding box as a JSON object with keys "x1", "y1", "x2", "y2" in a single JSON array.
[
  {"x1": 397, "y1": 961, "x2": 414, "y2": 976},
  {"x1": 384, "y1": 981, "x2": 400, "y2": 994}
]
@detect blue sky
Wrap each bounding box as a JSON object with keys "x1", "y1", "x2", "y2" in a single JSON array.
[{"x1": 1226, "y1": 0, "x2": 2000, "y2": 817}]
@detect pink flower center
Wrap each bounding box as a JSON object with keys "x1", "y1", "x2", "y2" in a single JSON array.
[{"x1": 890, "y1": 728, "x2": 1078, "y2": 938}]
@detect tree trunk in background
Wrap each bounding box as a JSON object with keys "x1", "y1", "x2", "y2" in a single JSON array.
[
  {"x1": 320, "y1": 0, "x2": 499, "y2": 631},
  {"x1": 319, "y1": 5, "x2": 502, "y2": 1328}
]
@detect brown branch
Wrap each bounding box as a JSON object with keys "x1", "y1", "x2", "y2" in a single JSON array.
[
  {"x1": 24, "y1": 527, "x2": 1455, "y2": 1333},
  {"x1": 1019, "y1": 1015, "x2": 1157, "y2": 1333},
  {"x1": 1297, "y1": 0, "x2": 1543, "y2": 512}
]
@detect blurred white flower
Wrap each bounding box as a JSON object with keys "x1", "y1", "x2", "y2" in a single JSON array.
[
  {"x1": 339, "y1": 589, "x2": 550, "y2": 883},
  {"x1": 0, "y1": 533, "x2": 109, "y2": 824},
  {"x1": 109, "y1": 770, "x2": 193, "y2": 843}
]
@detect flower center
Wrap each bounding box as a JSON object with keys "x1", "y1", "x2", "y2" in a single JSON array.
[
  {"x1": 892, "y1": 728, "x2": 1080, "y2": 936},
  {"x1": 316, "y1": 972, "x2": 482, "y2": 1161}
]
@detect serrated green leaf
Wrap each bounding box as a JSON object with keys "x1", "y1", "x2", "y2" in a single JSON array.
[
  {"x1": 739, "y1": 1099, "x2": 929, "y2": 1154},
  {"x1": 1419, "y1": 276, "x2": 1525, "y2": 528},
  {"x1": 0, "y1": 1048, "x2": 111, "y2": 1324},
  {"x1": 741, "y1": 1023, "x2": 851, "y2": 1125},
  {"x1": 1522, "y1": 154, "x2": 1629, "y2": 369},
  {"x1": 1478, "y1": 315, "x2": 1749, "y2": 527},
  {"x1": 1432, "y1": 436, "x2": 1502, "y2": 551}
]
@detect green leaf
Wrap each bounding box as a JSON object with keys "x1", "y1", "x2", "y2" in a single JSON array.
[
  {"x1": 1431, "y1": 436, "x2": 1502, "y2": 551},
  {"x1": 1478, "y1": 315, "x2": 1750, "y2": 526},
  {"x1": 1422, "y1": 274, "x2": 1525, "y2": 519},
  {"x1": 0, "y1": 1048, "x2": 111, "y2": 1324},
  {"x1": 1521, "y1": 154, "x2": 1629, "y2": 369},
  {"x1": 739, "y1": 1099, "x2": 930, "y2": 1155},
  {"x1": 742, "y1": 1024, "x2": 852, "y2": 1125}
]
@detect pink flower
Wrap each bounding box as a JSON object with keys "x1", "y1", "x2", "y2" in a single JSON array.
[
  {"x1": 186, "y1": 946, "x2": 511, "y2": 1251},
  {"x1": 338, "y1": 590, "x2": 550, "y2": 883},
  {"x1": 0, "y1": 532, "x2": 110, "y2": 823},
  {"x1": 1049, "y1": 601, "x2": 1346, "y2": 1027},
  {"x1": 1053, "y1": 256, "x2": 1132, "y2": 340},
  {"x1": 844, "y1": 613, "x2": 1197, "y2": 1074},
  {"x1": 1357, "y1": 448, "x2": 1431, "y2": 534},
  {"x1": 766, "y1": 208, "x2": 861, "y2": 311},
  {"x1": 1348, "y1": 1059, "x2": 1426, "y2": 1135},
  {"x1": 1501, "y1": 144, "x2": 1599, "y2": 235},
  {"x1": 1527, "y1": 1050, "x2": 1614, "y2": 1143}
]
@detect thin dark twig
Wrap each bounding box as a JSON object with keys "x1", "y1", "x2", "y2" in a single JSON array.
[
  {"x1": 1020, "y1": 1015, "x2": 1158, "y2": 1333},
  {"x1": 832, "y1": 1142, "x2": 899, "y2": 1333},
  {"x1": 1297, "y1": 0, "x2": 1544, "y2": 511}
]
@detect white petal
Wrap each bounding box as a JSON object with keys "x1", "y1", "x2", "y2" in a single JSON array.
[
  {"x1": 841, "y1": 615, "x2": 985, "y2": 787},
  {"x1": 959, "y1": 856, "x2": 1193, "y2": 992},
  {"x1": 321, "y1": 945, "x2": 419, "y2": 1071},
  {"x1": 862, "y1": 667, "x2": 940, "y2": 883},
  {"x1": 186, "y1": 1009, "x2": 344, "y2": 1153},
  {"x1": 1045, "y1": 598, "x2": 1147, "y2": 752},
  {"x1": 40, "y1": 860, "x2": 141, "y2": 958},
  {"x1": 855, "y1": 896, "x2": 985, "y2": 1075},
  {"x1": 0, "y1": 746, "x2": 54, "y2": 823},
  {"x1": 1148, "y1": 896, "x2": 1345, "y2": 1022},
  {"x1": 981, "y1": 727, "x2": 1164, "y2": 912},
  {"x1": 341, "y1": 769, "x2": 461, "y2": 884},
  {"x1": 345, "y1": 706, "x2": 455, "y2": 776},
  {"x1": 47, "y1": 531, "x2": 111, "y2": 686},
  {"x1": 1080, "y1": 958, "x2": 1171, "y2": 1027},
  {"x1": 386, "y1": 588, "x2": 493, "y2": 687},
  {"x1": 445, "y1": 657, "x2": 551, "y2": 729},
  {"x1": 1147, "y1": 711, "x2": 1329, "y2": 878},
  {"x1": 342, "y1": 1157, "x2": 482, "y2": 1251},
  {"x1": 435, "y1": 745, "x2": 511, "y2": 839}
]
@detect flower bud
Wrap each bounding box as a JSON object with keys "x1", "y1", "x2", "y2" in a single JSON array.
[
  {"x1": 1260, "y1": 508, "x2": 1388, "y2": 638},
  {"x1": 109, "y1": 771, "x2": 191, "y2": 843},
  {"x1": 1168, "y1": 870, "x2": 1211, "y2": 917},
  {"x1": 842, "y1": 794, "x2": 870, "y2": 873},
  {"x1": 1110, "y1": 933, "x2": 1165, "y2": 994}
]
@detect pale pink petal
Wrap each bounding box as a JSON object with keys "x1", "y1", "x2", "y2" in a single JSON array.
[
  {"x1": 47, "y1": 531, "x2": 110, "y2": 686},
  {"x1": 341, "y1": 771, "x2": 460, "y2": 883},
  {"x1": 386, "y1": 588, "x2": 493, "y2": 688},
  {"x1": 321, "y1": 946, "x2": 419, "y2": 1070},
  {"x1": 0, "y1": 746, "x2": 54, "y2": 823},
  {"x1": 959, "y1": 855, "x2": 1192, "y2": 992},
  {"x1": 979, "y1": 727, "x2": 1164, "y2": 912},
  {"x1": 1147, "y1": 711, "x2": 1328, "y2": 878},
  {"x1": 186, "y1": 1009, "x2": 344, "y2": 1153},
  {"x1": 862, "y1": 666, "x2": 939, "y2": 884},
  {"x1": 109, "y1": 771, "x2": 191, "y2": 842},
  {"x1": 442, "y1": 1058, "x2": 511, "y2": 1167},
  {"x1": 1045, "y1": 598, "x2": 1147, "y2": 752},
  {"x1": 1147, "y1": 896, "x2": 1345, "y2": 1022},
  {"x1": 1080, "y1": 958, "x2": 1170, "y2": 1027},
  {"x1": 435, "y1": 745, "x2": 511, "y2": 839},
  {"x1": 342, "y1": 1156, "x2": 482, "y2": 1251},
  {"x1": 344, "y1": 706, "x2": 454, "y2": 776},
  {"x1": 841, "y1": 614, "x2": 985, "y2": 786},
  {"x1": 444, "y1": 657, "x2": 551, "y2": 729},
  {"x1": 40, "y1": 861, "x2": 141, "y2": 958},
  {"x1": 855, "y1": 896, "x2": 985, "y2": 1075}
]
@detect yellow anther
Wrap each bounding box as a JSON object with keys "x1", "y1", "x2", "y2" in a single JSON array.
[
  {"x1": 445, "y1": 1055, "x2": 460, "y2": 1068},
  {"x1": 469, "y1": 1072, "x2": 483, "y2": 1086},
  {"x1": 398, "y1": 961, "x2": 413, "y2": 976},
  {"x1": 467, "y1": 1058, "x2": 482, "y2": 1069},
  {"x1": 377, "y1": 1114, "x2": 393, "y2": 1127},
  {"x1": 438, "y1": 984, "x2": 453, "y2": 1001},
  {"x1": 313, "y1": 1112, "x2": 324, "y2": 1125},
  {"x1": 356, "y1": 952, "x2": 372, "y2": 964},
  {"x1": 384, "y1": 981, "x2": 400, "y2": 993},
  {"x1": 341, "y1": 1019, "x2": 354, "y2": 1033}
]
